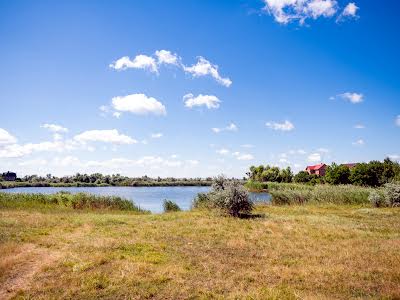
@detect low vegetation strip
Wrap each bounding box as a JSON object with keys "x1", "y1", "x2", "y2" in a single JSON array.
[
  {"x1": 0, "y1": 192, "x2": 148, "y2": 213},
  {"x1": 0, "y1": 204, "x2": 399, "y2": 299}
]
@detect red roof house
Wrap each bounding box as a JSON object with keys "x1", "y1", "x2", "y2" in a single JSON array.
[{"x1": 305, "y1": 163, "x2": 327, "y2": 176}]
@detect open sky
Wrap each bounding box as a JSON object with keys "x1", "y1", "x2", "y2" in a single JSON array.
[{"x1": 0, "y1": 0, "x2": 399, "y2": 178}]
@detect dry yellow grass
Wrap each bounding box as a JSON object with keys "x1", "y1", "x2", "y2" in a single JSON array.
[{"x1": 0, "y1": 205, "x2": 399, "y2": 299}]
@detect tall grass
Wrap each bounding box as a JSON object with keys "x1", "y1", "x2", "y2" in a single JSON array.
[
  {"x1": 270, "y1": 184, "x2": 373, "y2": 205},
  {"x1": 0, "y1": 192, "x2": 148, "y2": 212}
]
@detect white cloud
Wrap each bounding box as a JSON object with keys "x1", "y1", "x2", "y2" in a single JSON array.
[
  {"x1": 19, "y1": 159, "x2": 48, "y2": 167},
  {"x1": 266, "y1": 120, "x2": 294, "y2": 131},
  {"x1": 109, "y1": 55, "x2": 158, "y2": 73},
  {"x1": 0, "y1": 140, "x2": 75, "y2": 158},
  {"x1": 155, "y1": 50, "x2": 180, "y2": 66},
  {"x1": 111, "y1": 94, "x2": 166, "y2": 116},
  {"x1": 186, "y1": 159, "x2": 199, "y2": 166},
  {"x1": 308, "y1": 152, "x2": 321, "y2": 162},
  {"x1": 184, "y1": 57, "x2": 232, "y2": 87},
  {"x1": 338, "y1": 92, "x2": 364, "y2": 104},
  {"x1": 41, "y1": 123, "x2": 68, "y2": 133},
  {"x1": 216, "y1": 148, "x2": 230, "y2": 155},
  {"x1": 352, "y1": 139, "x2": 365, "y2": 146},
  {"x1": 354, "y1": 124, "x2": 365, "y2": 129},
  {"x1": 183, "y1": 93, "x2": 221, "y2": 109},
  {"x1": 74, "y1": 129, "x2": 137, "y2": 145},
  {"x1": 113, "y1": 112, "x2": 122, "y2": 119},
  {"x1": 263, "y1": 0, "x2": 339, "y2": 25},
  {"x1": 241, "y1": 144, "x2": 254, "y2": 148},
  {"x1": 151, "y1": 133, "x2": 163, "y2": 139},
  {"x1": 212, "y1": 123, "x2": 238, "y2": 133},
  {"x1": 236, "y1": 154, "x2": 254, "y2": 161},
  {"x1": 388, "y1": 154, "x2": 400, "y2": 161},
  {"x1": 316, "y1": 147, "x2": 329, "y2": 153},
  {"x1": 0, "y1": 128, "x2": 17, "y2": 145},
  {"x1": 395, "y1": 115, "x2": 400, "y2": 127},
  {"x1": 338, "y1": 2, "x2": 359, "y2": 20}
]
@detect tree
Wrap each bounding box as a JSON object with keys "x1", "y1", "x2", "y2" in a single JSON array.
[
  {"x1": 294, "y1": 171, "x2": 311, "y2": 183},
  {"x1": 325, "y1": 163, "x2": 350, "y2": 185}
]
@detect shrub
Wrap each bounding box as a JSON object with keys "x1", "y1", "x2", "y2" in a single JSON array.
[
  {"x1": 270, "y1": 190, "x2": 310, "y2": 205},
  {"x1": 193, "y1": 176, "x2": 253, "y2": 217},
  {"x1": 163, "y1": 200, "x2": 181, "y2": 212},
  {"x1": 368, "y1": 191, "x2": 387, "y2": 208},
  {"x1": 244, "y1": 180, "x2": 268, "y2": 192},
  {"x1": 384, "y1": 183, "x2": 400, "y2": 207},
  {"x1": 192, "y1": 193, "x2": 211, "y2": 209}
]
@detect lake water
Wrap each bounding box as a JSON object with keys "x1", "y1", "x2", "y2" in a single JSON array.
[{"x1": 1, "y1": 186, "x2": 271, "y2": 213}]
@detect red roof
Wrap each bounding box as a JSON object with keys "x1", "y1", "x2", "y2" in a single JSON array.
[{"x1": 306, "y1": 163, "x2": 326, "y2": 171}]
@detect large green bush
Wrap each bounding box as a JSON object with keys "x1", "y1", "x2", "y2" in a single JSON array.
[{"x1": 384, "y1": 183, "x2": 400, "y2": 207}]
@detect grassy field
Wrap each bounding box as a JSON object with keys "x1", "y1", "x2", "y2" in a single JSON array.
[{"x1": 1, "y1": 202, "x2": 399, "y2": 299}]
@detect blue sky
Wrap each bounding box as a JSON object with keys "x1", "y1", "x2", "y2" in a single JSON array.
[{"x1": 0, "y1": 0, "x2": 399, "y2": 178}]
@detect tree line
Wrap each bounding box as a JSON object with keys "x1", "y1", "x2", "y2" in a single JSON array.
[{"x1": 247, "y1": 158, "x2": 400, "y2": 187}]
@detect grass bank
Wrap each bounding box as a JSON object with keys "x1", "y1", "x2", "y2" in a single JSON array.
[
  {"x1": 1, "y1": 202, "x2": 399, "y2": 299},
  {"x1": 0, "y1": 192, "x2": 148, "y2": 213}
]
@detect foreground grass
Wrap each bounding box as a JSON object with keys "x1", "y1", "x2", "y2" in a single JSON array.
[{"x1": 0, "y1": 204, "x2": 399, "y2": 299}]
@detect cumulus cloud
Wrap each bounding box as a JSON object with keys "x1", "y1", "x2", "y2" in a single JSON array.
[
  {"x1": 212, "y1": 123, "x2": 238, "y2": 133},
  {"x1": 352, "y1": 139, "x2": 365, "y2": 146},
  {"x1": 41, "y1": 123, "x2": 68, "y2": 133},
  {"x1": 74, "y1": 129, "x2": 137, "y2": 145},
  {"x1": 395, "y1": 115, "x2": 400, "y2": 127},
  {"x1": 0, "y1": 140, "x2": 76, "y2": 158},
  {"x1": 337, "y1": 92, "x2": 364, "y2": 104},
  {"x1": 388, "y1": 154, "x2": 400, "y2": 161},
  {"x1": 110, "y1": 50, "x2": 232, "y2": 87},
  {"x1": 308, "y1": 152, "x2": 321, "y2": 162},
  {"x1": 216, "y1": 148, "x2": 230, "y2": 155},
  {"x1": 155, "y1": 50, "x2": 180, "y2": 66},
  {"x1": 183, "y1": 57, "x2": 232, "y2": 87},
  {"x1": 111, "y1": 93, "x2": 166, "y2": 116},
  {"x1": 236, "y1": 153, "x2": 254, "y2": 161},
  {"x1": 263, "y1": 0, "x2": 341, "y2": 25},
  {"x1": 337, "y1": 2, "x2": 359, "y2": 21},
  {"x1": 266, "y1": 120, "x2": 294, "y2": 131},
  {"x1": 151, "y1": 133, "x2": 163, "y2": 139},
  {"x1": 109, "y1": 55, "x2": 158, "y2": 73},
  {"x1": 183, "y1": 93, "x2": 221, "y2": 109},
  {"x1": 354, "y1": 124, "x2": 365, "y2": 129},
  {"x1": 0, "y1": 128, "x2": 17, "y2": 145}
]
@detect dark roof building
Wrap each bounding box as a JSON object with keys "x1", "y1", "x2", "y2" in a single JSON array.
[{"x1": 2, "y1": 171, "x2": 17, "y2": 181}]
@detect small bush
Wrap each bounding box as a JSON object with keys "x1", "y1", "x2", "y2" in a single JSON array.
[
  {"x1": 369, "y1": 191, "x2": 387, "y2": 208},
  {"x1": 244, "y1": 180, "x2": 268, "y2": 192},
  {"x1": 384, "y1": 183, "x2": 400, "y2": 207},
  {"x1": 270, "y1": 190, "x2": 311, "y2": 205},
  {"x1": 163, "y1": 200, "x2": 181, "y2": 212},
  {"x1": 193, "y1": 176, "x2": 253, "y2": 217},
  {"x1": 192, "y1": 193, "x2": 211, "y2": 209}
]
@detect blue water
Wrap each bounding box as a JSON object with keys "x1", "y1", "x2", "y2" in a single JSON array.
[{"x1": 1, "y1": 186, "x2": 270, "y2": 213}]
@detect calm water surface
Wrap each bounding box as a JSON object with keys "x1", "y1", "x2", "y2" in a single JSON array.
[{"x1": 2, "y1": 186, "x2": 270, "y2": 213}]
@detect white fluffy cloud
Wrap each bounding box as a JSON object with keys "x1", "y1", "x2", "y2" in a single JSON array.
[
  {"x1": 155, "y1": 50, "x2": 180, "y2": 66},
  {"x1": 216, "y1": 148, "x2": 230, "y2": 155},
  {"x1": 183, "y1": 57, "x2": 232, "y2": 87},
  {"x1": 212, "y1": 123, "x2": 238, "y2": 133},
  {"x1": 266, "y1": 120, "x2": 294, "y2": 131},
  {"x1": 308, "y1": 152, "x2": 321, "y2": 162},
  {"x1": 0, "y1": 128, "x2": 17, "y2": 145},
  {"x1": 352, "y1": 139, "x2": 365, "y2": 146},
  {"x1": 263, "y1": 0, "x2": 340, "y2": 24},
  {"x1": 110, "y1": 50, "x2": 232, "y2": 87},
  {"x1": 0, "y1": 140, "x2": 76, "y2": 158},
  {"x1": 74, "y1": 129, "x2": 137, "y2": 145},
  {"x1": 41, "y1": 123, "x2": 68, "y2": 133},
  {"x1": 111, "y1": 94, "x2": 166, "y2": 116},
  {"x1": 354, "y1": 124, "x2": 365, "y2": 129},
  {"x1": 395, "y1": 115, "x2": 400, "y2": 127},
  {"x1": 183, "y1": 93, "x2": 221, "y2": 109},
  {"x1": 236, "y1": 153, "x2": 254, "y2": 161},
  {"x1": 109, "y1": 55, "x2": 158, "y2": 73},
  {"x1": 151, "y1": 133, "x2": 163, "y2": 139},
  {"x1": 338, "y1": 92, "x2": 364, "y2": 104},
  {"x1": 339, "y1": 2, "x2": 359, "y2": 19}
]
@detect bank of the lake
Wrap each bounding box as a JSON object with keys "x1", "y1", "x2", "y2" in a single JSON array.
[{"x1": 0, "y1": 186, "x2": 270, "y2": 213}]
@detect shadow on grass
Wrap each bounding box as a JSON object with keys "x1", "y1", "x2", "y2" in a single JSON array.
[{"x1": 237, "y1": 213, "x2": 266, "y2": 219}]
